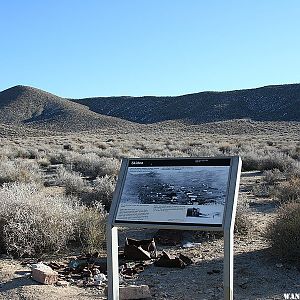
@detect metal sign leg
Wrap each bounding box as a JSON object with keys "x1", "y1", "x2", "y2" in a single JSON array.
[
  {"x1": 224, "y1": 228, "x2": 234, "y2": 300},
  {"x1": 107, "y1": 226, "x2": 119, "y2": 300}
]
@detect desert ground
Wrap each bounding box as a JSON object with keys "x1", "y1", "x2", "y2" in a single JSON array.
[{"x1": 0, "y1": 123, "x2": 300, "y2": 300}]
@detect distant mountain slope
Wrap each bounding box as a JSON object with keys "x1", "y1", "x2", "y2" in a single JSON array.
[
  {"x1": 0, "y1": 85, "x2": 135, "y2": 132},
  {"x1": 72, "y1": 84, "x2": 300, "y2": 123}
]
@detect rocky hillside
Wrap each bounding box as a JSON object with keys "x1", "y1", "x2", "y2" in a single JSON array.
[
  {"x1": 0, "y1": 85, "x2": 136, "y2": 132},
  {"x1": 72, "y1": 84, "x2": 300, "y2": 124}
]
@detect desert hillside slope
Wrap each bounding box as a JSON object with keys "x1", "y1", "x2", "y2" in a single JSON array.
[
  {"x1": 72, "y1": 84, "x2": 300, "y2": 123},
  {"x1": 0, "y1": 84, "x2": 299, "y2": 135},
  {"x1": 0, "y1": 85, "x2": 136, "y2": 132}
]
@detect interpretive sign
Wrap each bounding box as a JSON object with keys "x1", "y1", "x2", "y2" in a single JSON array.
[
  {"x1": 112, "y1": 157, "x2": 236, "y2": 229},
  {"x1": 107, "y1": 156, "x2": 242, "y2": 300}
]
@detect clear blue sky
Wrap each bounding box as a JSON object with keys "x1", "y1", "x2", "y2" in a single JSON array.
[{"x1": 1, "y1": 0, "x2": 300, "y2": 98}]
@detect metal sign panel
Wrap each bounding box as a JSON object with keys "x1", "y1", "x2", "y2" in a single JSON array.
[{"x1": 110, "y1": 157, "x2": 240, "y2": 230}]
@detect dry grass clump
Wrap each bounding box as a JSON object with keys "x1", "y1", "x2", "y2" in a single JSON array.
[
  {"x1": 50, "y1": 151, "x2": 120, "y2": 178},
  {"x1": 265, "y1": 202, "x2": 300, "y2": 265},
  {"x1": 0, "y1": 158, "x2": 42, "y2": 185},
  {"x1": 57, "y1": 167, "x2": 115, "y2": 209}
]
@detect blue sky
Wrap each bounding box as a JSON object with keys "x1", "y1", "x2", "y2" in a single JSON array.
[{"x1": 1, "y1": 0, "x2": 300, "y2": 98}]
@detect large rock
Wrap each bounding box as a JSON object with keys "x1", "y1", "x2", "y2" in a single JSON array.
[{"x1": 31, "y1": 263, "x2": 58, "y2": 285}]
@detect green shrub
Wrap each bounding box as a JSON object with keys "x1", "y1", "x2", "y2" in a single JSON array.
[{"x1": 265, "y1": 202, "x2": 300, "y2": 265}]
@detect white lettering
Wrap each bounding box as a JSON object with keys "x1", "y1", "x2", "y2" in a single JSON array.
[
  {"x1": 284, "y1": 294, "x2": 300, "y2": 300},
  {"x1": 131, "y1": 161, "x2": 143, "y2": 165}
]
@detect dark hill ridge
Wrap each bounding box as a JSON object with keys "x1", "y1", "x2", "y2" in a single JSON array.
[
  {"x1": 0, "y1": 84, "x2": 299, "y2": 134},
  {"x1": 0, "y1": 85, "x2": 136, "y2": 132},
  {"x1": 72, "y1": 84, "x2": 300, "y2": 123}
]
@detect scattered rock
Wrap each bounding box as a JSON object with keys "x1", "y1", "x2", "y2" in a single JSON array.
[
  {"x1": 31, "y1": 263, "x2": 58, "y2": 285},
  {"x1": 56, "y1": 280, "x2": 69, "y2": 287}
]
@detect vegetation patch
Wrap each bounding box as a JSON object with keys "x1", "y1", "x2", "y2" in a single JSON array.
[{"x1": 265, "y1": 202, "x2": 300, "y2": 265}]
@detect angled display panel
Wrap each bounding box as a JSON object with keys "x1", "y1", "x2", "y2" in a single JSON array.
[{"x1": 112, "y1": 157, "x2": 239, "y2": 228}]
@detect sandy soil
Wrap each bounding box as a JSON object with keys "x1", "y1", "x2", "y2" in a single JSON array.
[{"x1": 0, "y1": 172, "x2": 299, "y2": 300}]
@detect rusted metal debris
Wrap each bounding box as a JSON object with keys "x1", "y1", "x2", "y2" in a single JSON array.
[
  {"x1": 154, "y1": 251, "x2": 193, "y2": 269},
  {"x1": 27, "y1": 236, "x2": 193, "y2": 288},
  {"x1": 123, "y1": 238, "x2": 157, "y2": 261}
]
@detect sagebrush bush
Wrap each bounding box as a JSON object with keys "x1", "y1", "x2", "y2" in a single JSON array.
[
  {"x1": 0, "y1": 182, "x2": 108, "y2": 257},
  {"x1": 241, "y1": 151, "x2": 296, "y2": 172},
  {"x1": 265, "y1": 202, "x2": 300, "y2": 265},
  {"x1": 72, "y1": 153, "x2": 120, "y2": 178},
  {"x1": 263, "y1": 168, "x2": 284, "y2": 185},
  {"x1": 234, "y1": 210, "x2": 252, "y2": 235},
  {"x1": 275, "y1": 176, "x2": 300, "y2": 204},
  {"x1": 76, "y1": 203, "x2": 108, "y2": 253},
  {"x1": 0, "y1": 158, "x2": 42, "y2": 185},
  {"x1": 0, "y1": 182, "x2": 80, "y2": 257},
  {"x1": 57, "y1": 167, "x2": 88, "y2": 195},
  {"x1": 84, "y1": 175, "x2": 115, "y2": 209}
]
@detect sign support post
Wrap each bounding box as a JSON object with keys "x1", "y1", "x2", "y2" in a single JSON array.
[
  {"x1": 107, "y1": 225, "x2": 119, "y2": 300},
  {"x1": 224, "y1": 227, "x2": 234, "y2": 300}
]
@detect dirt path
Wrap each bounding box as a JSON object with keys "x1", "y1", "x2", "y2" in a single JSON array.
[{"x1": 0, "y1": 172, "x2": 299, "y2": 299}]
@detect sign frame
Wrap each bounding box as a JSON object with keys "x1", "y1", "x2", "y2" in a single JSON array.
[{"x1": 107, "y1": 156, "x2": 242, "y2": 300}]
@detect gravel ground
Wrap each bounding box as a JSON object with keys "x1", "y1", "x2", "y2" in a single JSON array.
[{"x1": 0, "y1": 172, "x2": 299, "y2": 300}]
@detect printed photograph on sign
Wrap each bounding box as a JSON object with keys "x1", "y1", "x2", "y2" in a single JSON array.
[{"x1": 115, "y1": 161, "x2": 230, "y2": 225}]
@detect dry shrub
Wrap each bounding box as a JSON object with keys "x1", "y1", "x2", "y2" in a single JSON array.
[
  {"x1": 76, "y1": 204, "x2": 107, "y2": 253},
  {"x1": 80, "y1": 175, "x2": 116, "y2": 210},
  {"x1": 275, "y1": 176, "x2": 300, "y2": 204},
  {"x1": 0, "y1": 182, "x2": 80, "y2": 257},
  {"x1": 0, "y1": 158, "x2": 42, "y2": 185},
  {"x1": 37, "y1": 157, "x2": 51, "y2": 167},
  {"x1": 263, "y1": 168, "x2": 284, "y2": 185},
  {"x1": 234, "y1": 209, "x2": 253, "y2": 235},
  {"x1": 241, "y1": 152, "x2": 295, "y2": 172},
  {"x1": 74, "y1": 154, "x2": 119, "y2": 178},
  {"x1": 0, "y1": 182, "x2": 108, "y2": 257},
  {"x1": 265, "y1": 202, "x2": 300, "y2": 265},
  {"x1": 57, "y1": 167, "x2": 87, "y2": 195}
]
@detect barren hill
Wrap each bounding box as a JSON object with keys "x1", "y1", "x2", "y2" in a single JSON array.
[
  {"x1": 72, "y1": 84, "x2": 300, "y2": 124},
  {"x1": 0, "y1": 84, "x2": 299, "y2": 135},
  {"x1": 0, "y1": 85, "x2": 136, "y2": 132}
]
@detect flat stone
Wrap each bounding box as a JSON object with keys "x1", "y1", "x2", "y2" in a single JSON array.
[
  {"x1": 105, "y1": 285, "x2": 151, "y2": 299},
  {"x1": 57, "y1": 280, "x2": 70, "y2": 287}
]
